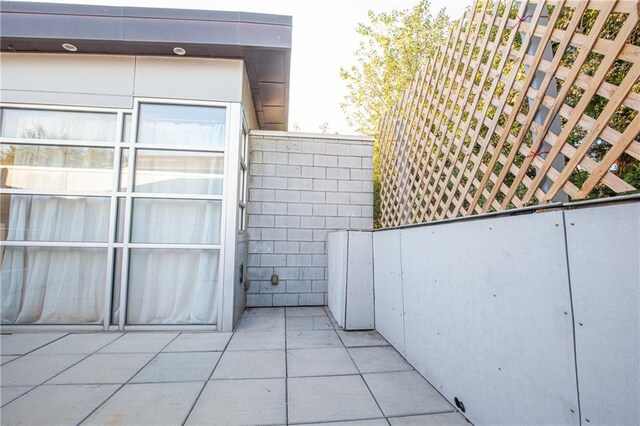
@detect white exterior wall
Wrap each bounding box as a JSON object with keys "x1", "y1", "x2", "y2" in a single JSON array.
[{"x1": 372, "y1": 201, "x2": 639, "y2": 426}]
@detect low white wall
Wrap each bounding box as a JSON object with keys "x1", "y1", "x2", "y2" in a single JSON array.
[{"x1": 373, "y1": 200, "x2": 639, "y2": 426}]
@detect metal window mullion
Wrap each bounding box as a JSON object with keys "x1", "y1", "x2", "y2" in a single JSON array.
[
  {"x1": 127, "y1": 243, "x2": 222, "y2": 250},
  {"x1": 133, "y1": 143, "x2": 225, "y2": 153},
  {"x1": 130, "y1": 193, "x2": 223, "y2": 201}
]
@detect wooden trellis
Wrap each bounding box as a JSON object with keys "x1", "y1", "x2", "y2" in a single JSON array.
[{"x1": 378, "y1": 0, "x2": 640, "y2": 227}]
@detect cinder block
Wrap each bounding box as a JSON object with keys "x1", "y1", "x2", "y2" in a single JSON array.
[
  {"x1": 350, "y1": 193, "x2": 373, "y2": 205},
  {"x1": 326, "y1": 217, "x2": 350, "y2": 229},
  {"x1": 288, "y1": 203, "x2": 313, "y2": 216},
  {"x1": 326, "y1": 167, "x2": 350, "y2": 180},
  {"x1": 249, "y1": 189, "x2": 275, "y2": 202},
  {"x1": 247, "y1": 294, "x2": 273, "y2": 307},
  {"x1": 301, "y1": 267, "x2": 325, "y2": 280},
  {"x1": 338, "y1": 181, "x2": 361, "y2": 192},
  {"x1": 247, "y1": 280, "x2": 260, "y2": 294},
  {"x1": 247, "y1": 228, "x2": 261, "y2": 240},
  {"x1": 261, "y1": 176, "x2": 288, "y2": 189},
  {"x1": 299, "y1": 242, "x2": 325, "y2": 254},
  {"x1": 279, "y1": 165, "x2": 301, "y2": 177},
  {"x1": 263, "y1": 151, "x2": 289, "y2": 165},
  {"x1": 249, "y1": 151, "x2": 262, "y2": 163},
  {"x1": 326, "y1": 192, "x2": 349, "y2": 204},
  {"x1": 312, "y1": 254, "x2": 328, "y2": 267},
  {"x1": 251, "y1": 139, "x2": 276, "y2": 152},
  {"x1": 312, "y1": 280, "x2": 328, "y2": 293},
  {"x1": 259, "y1": 280, "x2": 286, "y2": 293},
  {"x1": 277, "y1": 140, "x2": 302, "y2": 152},
  {"x1": 275, "y1": 215, "x2": 300, "y2": 228},
  {"x1": 288, "y1": 229, "x2": 313, "y2": 241},
  {"x1": 300, "y1": 191, "x2": 325, "y2": 203},
  {"x1": 361, "y1": 156, "x2": 374, "y2": 169},
  {"x1": 326, "y1": 143, "x2": 351, "y2": 155},
  {"x1": 288, "y1": 178, "x2": 313, "y2": 191},
  {"x1": 273, "y1": 267, "x2": 300, "y2": 280},
  {"x1": 248, "y1": 241, "x2": 273, "y2": 254},
  {"x1": 350, "y1": 217, "x2": 373, "y2": 229},
  {"x1": 287, "y1": 254, "x2": 313, "y2": 267},
  {"x1": 275, "y1": 190, "x2": 301, "y2": 203},
  {"x1": 313, "y1": 204, "x2": 337, "y2": 216},
  {"x1": 248, "y1": 214, "x2": 275, "y2": 228},
  {"x1": 298, "y1": 293, "x2": 324, "y2": 306},
  {"x1": 262, "y1": 228, "x2": 287, "y2": 241},
  {"x1": 350, "y1": 169, "x2": 373, "y2": 181},
  {"x1": 247, "y1": 266, "x2": 274, "y2": 280},
  {"x1": 247, "y1": 254, "x2": 261, "y2": 267},
  {"x1": 303, "y1": 142, "x2": 327, "y2": 154},
  {"x1": 273, "y1": 293, "x2": 298, "y2": 306},
  {"x1": 312, "y1": 229, "x2": 329, "y2": 242},
  {"x1": 351, "y1": 144, "x2": 374, "y2": 157},
  {"x1": 261, "y1": 202, "x2": 287, "y2": 215},
  {"x1": 362, "y1": 181, "x2": 374, "y2": 192},
  {"x1": 261, "y1": 254, "x2": 287, "y2": 267},
  {"x1": 300, "y1": 216, "x2": 326, "y2": 229},
  {"x1": 362, "y1": 205, "x2": 374, "y2": 217},
  {"x1": 251, "y1": 164, "x2": 276, "y2": 176},
  {"x1": 286, "y1": 280, "x2": 312, "y2": 293},
  {"x1": 301, "y1": 166, "x2": 326, "y2": 179},
  {"x1": 313, "y1": 154, "x2": 338, "y2": 167},
  {"x1": 289, "y1": 153, "x2": 314, "y2": 166},
  {"x1": 247, "y1": 201, "x2": 261, "y2": 214},
  {"x1": 339, "y1": 156, "x2": 361, "y2": 168},
  {"x1": 274, "y1": 241, "x2": 300, "y2": 254},
  {"x1": 338, "y1": 205, "x2": 361, "y2": 217},
  {"x1": 249, "y1": 176, "x2": 262, "y2": 188}
]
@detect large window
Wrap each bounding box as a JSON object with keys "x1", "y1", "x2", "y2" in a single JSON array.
[{"x1": 1, "y1": 102, "x2": 229, "y2": 327}]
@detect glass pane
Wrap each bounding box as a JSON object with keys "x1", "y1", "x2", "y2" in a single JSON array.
[
  {"x1": 131, "y1": 198, "x2": 221, "y2": 244},
  {"x1": 127, "y1": 248, "x2": 219, "y2": 325},
  {"x1": 1, "y1": 144, "x2": 114, "y2": 192},
  {"x1": 0, "y1": 246, "x2": 107, "y2": 324},
  {"x1": 119, "y1": 149, "x2": 129, "y2": 191},
  {"x1": 134, "y1": 150, "x2": 224, "y2": 195},
  {"x1": 1, "y1": 195, "x2": 110, "y2": 242},
  {"x1": 137, "y1": 104, "x2": 226, "y2": 149},
  {"x1": 111, "y1": 248, "x2": 123, "y2": 325},
  {"x1": 122, "y1": 113, "x2": 132, "y2": 143},
  {"x1": 116, "y1": 197, "x2": 126, "y2": 243},
  {"x1": 1, "y1": 108, "x2": 117, "y2": 142}
]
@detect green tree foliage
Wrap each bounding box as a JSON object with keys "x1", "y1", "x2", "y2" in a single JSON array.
[{"x1": 340, "y1": 1, "x2": 452, "y2": 227}]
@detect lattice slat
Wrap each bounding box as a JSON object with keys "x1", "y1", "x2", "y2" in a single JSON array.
[{"x1": 379, "y1": 0, "x2": 640, "y2": 228}]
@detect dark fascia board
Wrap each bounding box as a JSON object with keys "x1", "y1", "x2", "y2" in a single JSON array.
[{"x1": 0, "y1": 1, "x2": 292, "y2": 130}]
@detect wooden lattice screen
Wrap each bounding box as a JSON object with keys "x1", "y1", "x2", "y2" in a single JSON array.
[{"x1": 378, "y1": 0, "x2": 640, "y2": 227}]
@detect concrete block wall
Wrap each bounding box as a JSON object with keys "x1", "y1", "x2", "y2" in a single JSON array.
[{"x1": 246, "y1": 131, "x2": 374, "y2": 307}]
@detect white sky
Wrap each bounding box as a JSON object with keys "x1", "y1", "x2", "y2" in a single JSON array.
[{"x1": 19, "y1": 0, "x2": 471, "y2": 135}]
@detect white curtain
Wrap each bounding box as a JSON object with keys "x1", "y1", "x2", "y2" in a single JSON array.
[
  {"x1": 2, "y1": 109, "x2": 116, "y2": 142},
  {"x1": 138, "y1": 121, "x2": 225, "y2": 149},
  {"x1": 1, "y1": 196, "x2": 109, "y2": 324}
]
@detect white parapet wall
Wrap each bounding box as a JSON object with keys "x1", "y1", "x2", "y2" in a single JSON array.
[{"x1": 371, "y1": 199, "x2": 639, "y2": 426}]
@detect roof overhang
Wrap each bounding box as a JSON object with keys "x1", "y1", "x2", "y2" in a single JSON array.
[{"x1": 0, "y1": 1, "x2": 292, "y2": 130}]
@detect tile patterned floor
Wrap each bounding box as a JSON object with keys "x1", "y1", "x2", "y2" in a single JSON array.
[{"x1": 0, "y1": 307, "x2": 469, "y2": 425}]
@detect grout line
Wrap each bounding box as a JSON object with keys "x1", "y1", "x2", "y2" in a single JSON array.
[
  {"x1": 180, "y1": 320, "x2": 237, "y2": 426},
  {"x1": 77, "y1": 331, "x2": 183, "y2": 425}
]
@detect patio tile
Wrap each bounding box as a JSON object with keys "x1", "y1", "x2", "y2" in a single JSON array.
[
  {"x1": 388, "y1": 412, "x2": 469, "y2": 425},
  {"x1": 131, "y1": 352, "x2": 220, "y2": 383},
  {"x1": 243, "y1": 307, "x2": 285, "y2": 317},
  {"x1": 348, "y1": 346, "x2": 413, "y2": 373},
  {"x1": 186, "y1": 378, "x2": 286, "y2": 426},
  {"x1": 338, "y1": 330, "x2": 390, "y2": 347},
  {"x1": 212, "y1": 349, "x2": 285, "y2": 379},
  {"x1": 1, "y1": 386, "x2": 32, "y2": 407},
  {"x1": 1, "y1": 354, "x2": 85, "y2": 386},
  {"x1": 287, "y1": 330, "x2": 342, "y2": 349},
  {"x1": 288, "y1": 375, "x2": 383, "y2": 424},
  {"x1": 1, "y1": 356, "x2": 18, "y2": 365},
  {"x1": 286, "y1": 315, "x2": 333, "y2": 331},
  {"x1": 47, "y1": 353, "x2": 154, "y2": 384},
  {"x1": 98, "y1": 332, "x2": 178, "y2": 353},
  {"x1": 303, "y1": 420, "x2": 389, "y2": 426},
  {"x1": 162, "y1": 332, "x2": 231, "y2": 352},
  {"x1": 84, "y1": 382, "x2": 202, "y2": 425},
  {"x1": 286, "y1": 307, "x2": 327, "y2": 317},
  {"x1": 1, "y1": 384, "x2": 117, "y2": 425},
  {"x1": 0, "y1": 333, "x2": 67, "y2": 355},
  {"x1": 363, "y1": 371, "x2": 453, "y2": 417},
  {"x1": 226, "y1": 331, "x2": 285, "y2": 351},
  {"x1": 287, "y1": 347, "x2": 358, "y2": 377},
  {"x1": 32, "y1": 333, "x2": 122, "y2": 355},
  {"x1": 236, "y1": 315, "x2": 285, "y2": 332}
]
